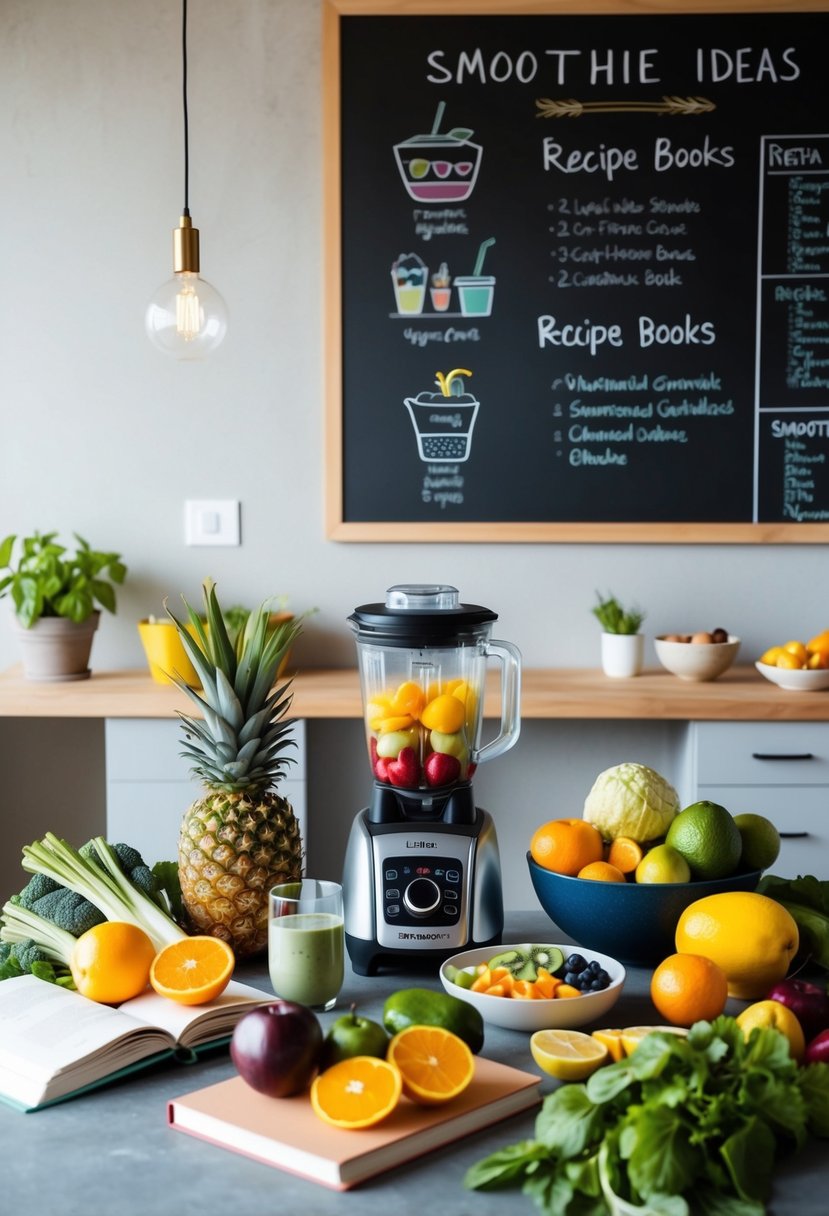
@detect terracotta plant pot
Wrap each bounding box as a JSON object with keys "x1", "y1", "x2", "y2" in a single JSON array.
[{"x1": 12, "y1": 611, "x2": 100, "y2": 682}]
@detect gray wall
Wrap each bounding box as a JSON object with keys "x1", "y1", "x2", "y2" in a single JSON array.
[{"x1": 1, "y1": 1, "x2": 826, "y2": 905}]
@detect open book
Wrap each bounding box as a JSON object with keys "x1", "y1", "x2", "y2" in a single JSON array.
[
  {"x1": 0, "y1": 973, "x2": 272, "y2": 1112},
  {"x1": 169, "y1": 1057, "x2": 541, "y2": 1190}
]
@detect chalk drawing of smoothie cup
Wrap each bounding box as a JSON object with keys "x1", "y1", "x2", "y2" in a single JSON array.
[
  {"x1": 393, "y1": 100, "x2": 483, "y2": 203},
  {"x1": 430, "y1": 262, "x2": 452, "y2": 312},
  {"x1": 456, "y1": 237, "x2": 495, "y2": 317},
  {"x1": 404, "y1": 367, "x2": 480, "y2": 463},
  {"x1": 391, "y1": 252, "x2": 428, "y2": 314}
]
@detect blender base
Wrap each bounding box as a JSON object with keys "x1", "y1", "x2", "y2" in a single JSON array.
[{"x1": 342, "y1": 799, "x2": 504, "y2": 976}]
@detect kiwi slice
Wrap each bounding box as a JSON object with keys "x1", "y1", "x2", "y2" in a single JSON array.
[
  {"x1": 529, "y1": 945, "x2": 564, "y2": 974},
  {"x1": 487, "y1": 947, "x2": 530, "y2": 976}
]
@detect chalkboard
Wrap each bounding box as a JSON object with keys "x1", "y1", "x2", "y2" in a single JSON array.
[{"x1": 323, "y1": 1, "x2": 829, "y2": 542}]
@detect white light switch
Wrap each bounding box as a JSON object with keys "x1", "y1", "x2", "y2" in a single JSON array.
[{"x1": 184, "y1": 500, "x2": 241, "y2": 546}]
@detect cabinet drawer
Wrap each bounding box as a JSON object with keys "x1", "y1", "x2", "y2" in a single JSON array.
[
  {"x1": 694, "y1": 722, "x2": 829, "y2": 785},
  {"x1": 697, "y1": 784, "x2": 829, "y2": 880}
]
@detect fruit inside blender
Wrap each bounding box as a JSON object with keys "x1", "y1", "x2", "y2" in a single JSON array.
[{"x1": 365, "y1": 672, "x2": 480, "y2": 791}]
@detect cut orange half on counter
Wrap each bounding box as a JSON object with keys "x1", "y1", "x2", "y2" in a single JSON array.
[
  {"x1": 386, "y1": 1025, "x2": 475, "y2": 1105},
  {"x1": 530, "y1": 1029, "x2": 608, "y2": 1081},
  {"x1": 311, "y1": 1056, "x2": 403, "y2": 1129},
  {"x1": 149, "y1": 936, "x2": 235, "y2": 1005}
]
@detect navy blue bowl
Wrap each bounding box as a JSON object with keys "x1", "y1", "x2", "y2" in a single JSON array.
[{"x1": 527, "y1": 853, "x2": 762, "y2": 967}]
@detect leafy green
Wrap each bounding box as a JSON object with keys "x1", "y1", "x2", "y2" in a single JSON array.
[
  {"x1": 464, "y1": 1020, "x2": 829, "y2": 1215},
  {"x1": 0, "y1": 939, "x2": 73, "y2": 986},
  {"x1": 757, "y1": 873, "x2": 829, "y2": 970},
  {"x1": 591, "y1": 592, "x2": 645, "y2": 635},
  {"x1": 152, "y1": 861, "x2": 184, "y2": 923},
  {"x1": 0, "y1": 531, "x2": 127, "y2": 627}
]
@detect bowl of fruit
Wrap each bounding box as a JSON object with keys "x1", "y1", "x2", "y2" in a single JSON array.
[
  {"x1": 527, "y1": 763, "x2": 771, "y2": 966},
  {"x1": 654, "y1": 629, "x2": 740, "y2": 681},
  {"x1": 755, "y1": 633, "x2": 829, "y2": 691},
  {"x1": 440, "y1": 942, "x2": 625, "y2": 1031}
]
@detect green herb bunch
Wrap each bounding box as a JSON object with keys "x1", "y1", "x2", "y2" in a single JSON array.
[
  {"x1": 465, "y1": 1019, "x2": 829, "y2": 1215},
  {"x1": 0, "y1": 531, "x2": 127, "y2": 628},
  {"x1": 592, "y1": 591, "x2": 645, "y2": 635}
]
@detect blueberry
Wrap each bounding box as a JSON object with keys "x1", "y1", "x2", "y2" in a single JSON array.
[
  {"x1": 589, "y1": 978, "x2": 604, "y2": 991},
  {"x1": 596, "y1": 969, "x2": 610, "y2": 986},
  {"x1": 587, "y1": 960, "x2": 601, "y2": 974},
  {"x1": 565, "y1": 954, "x2": 587, "y2": 973}
]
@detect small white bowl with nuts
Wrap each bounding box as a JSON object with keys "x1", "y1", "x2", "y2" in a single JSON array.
[{"x1": 654, "y1": 630, "x2": 740, "y2": 682}]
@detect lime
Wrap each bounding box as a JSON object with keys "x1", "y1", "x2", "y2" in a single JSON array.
[
  {"x1": 319, "y1": 1005, "x2": 390, "y2": 1070},
  {"x1": 634, "y1": 843, "x2": 691, "y2": 884},
  {"x1": 733, "y1": 813, "x2": 781, "y2": 871},
  {"x1": 383, "y1": 987, "x2": 484, "y2": 1054},
  {"x1": 665, "y1": 800, "x2": 742, "y2": 880}
]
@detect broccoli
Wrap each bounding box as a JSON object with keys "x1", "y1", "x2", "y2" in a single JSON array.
[
  {"x1": 0, "y1": 937, "x2": 73, "y2": 986},
  {"x1": 1, "y1": 835, "x2": 184, "y2": 985}
]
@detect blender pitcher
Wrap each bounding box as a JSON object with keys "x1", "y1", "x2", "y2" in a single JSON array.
[
  {"x1": 350, "y1": 584, "x2": 520, "y2": 814},
  {"x1": 343, "y1": 584, "x2": 521, "y2": 974}
]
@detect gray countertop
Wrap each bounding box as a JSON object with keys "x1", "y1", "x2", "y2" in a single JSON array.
[{"x1": 2, "y1": 912, "x2": 825, "y2": 1215}]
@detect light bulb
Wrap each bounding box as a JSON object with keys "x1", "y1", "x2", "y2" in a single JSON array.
[
  {"x1": 146, "y1": 214, "x2": 228, "y2": 360},
  {"x1": 145, "y1": 271, "x2": 228, "y2": 359}
]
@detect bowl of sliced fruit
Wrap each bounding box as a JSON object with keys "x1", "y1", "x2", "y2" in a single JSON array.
[{"x1": 439, "y1": 942, "x2": 625, "y2": 1032}]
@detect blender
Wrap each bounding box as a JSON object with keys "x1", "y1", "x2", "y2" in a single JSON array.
[{"x1": 342, "y1": 585, "x2": 521, "y2": 974}]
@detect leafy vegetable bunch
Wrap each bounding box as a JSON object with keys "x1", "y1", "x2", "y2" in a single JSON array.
[
  {"x1": 465, "y1": 1019, "x2": 829, "y2": 1216},
  {"x1": 0, "y1": 835, "x2": 185, "y2": 986},
  {"x1": 758, "y1": 874, "x2": 829, "y2": 972},
  {"x1": 0, "y1": 531, "x2": 127, "y2": 628}
]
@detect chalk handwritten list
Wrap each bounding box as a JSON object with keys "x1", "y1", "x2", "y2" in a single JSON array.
[
  {"x1": 756, "y1": 135, "x2": 829, "y2": 522},
  {"x1": 331, "y1": 7, "x2": 829, "y2": 535}
]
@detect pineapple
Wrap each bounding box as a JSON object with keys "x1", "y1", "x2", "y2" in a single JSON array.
[{"x1": 168, "y1": 580, "x2": 304, "y2": 957}]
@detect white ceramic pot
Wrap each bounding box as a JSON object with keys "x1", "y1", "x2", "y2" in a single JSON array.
[
  {"x1": 12, "y1": 611, "x2": 100, "y2": 681},
  {"x1": 601, "y1": 632, "x2": 644, "y2": 679}
]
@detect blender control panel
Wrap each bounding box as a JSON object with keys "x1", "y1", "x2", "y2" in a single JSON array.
[{"x1": 381, "y1": 856, "x2": 463, "y2": 927}]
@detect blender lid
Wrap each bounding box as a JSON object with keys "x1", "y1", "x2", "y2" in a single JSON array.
[{"x1": 349, "y1": 584, "x2": 497, "y2": 645}]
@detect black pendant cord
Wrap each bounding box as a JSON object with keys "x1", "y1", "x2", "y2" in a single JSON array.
[{"x1": 182, "y1": 0, "x2": 190, "y2": 217}]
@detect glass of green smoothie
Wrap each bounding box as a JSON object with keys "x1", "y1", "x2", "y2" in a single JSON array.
[{"x1": 268, "y1": 879, "x2": 344, "y2": 1011}]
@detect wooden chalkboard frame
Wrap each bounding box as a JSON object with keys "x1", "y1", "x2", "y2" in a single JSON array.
[{"x1": 323, "y1": 0, "x2": 829, "y2": 542}]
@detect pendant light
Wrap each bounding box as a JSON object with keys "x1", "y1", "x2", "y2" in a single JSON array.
[{"x1": 145, "y1": 0, "x2": 227, "y2": 359}]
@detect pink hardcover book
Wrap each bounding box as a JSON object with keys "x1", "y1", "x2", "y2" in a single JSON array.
[{"x1": 168, "y1": 1056, "x2": 541, "y2": 1191}]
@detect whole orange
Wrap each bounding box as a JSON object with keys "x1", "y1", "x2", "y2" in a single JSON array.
[
  {"x1": 577, "y1": 860, "x2": 627, "y2": 882},
  {"x1": 650, "y1": 952, "x2": 728, "y2": 1027},
  {"x1": 530, "y1": 818, "x2": 604, "y2": 876},
  {"x1": 70, "y1": 921, "x2": 156, "y2": 1004}
]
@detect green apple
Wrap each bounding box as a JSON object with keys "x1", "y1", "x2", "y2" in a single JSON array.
[
  {"x1": 429, "y1": 729, "x2": 469, "y2": 762},
  {"x1": 376, "y1": 727, "x2": 418, "y2": 758},
  {"x1": 319, "y1": 1005, "x2": 390, "y2": 1070}
]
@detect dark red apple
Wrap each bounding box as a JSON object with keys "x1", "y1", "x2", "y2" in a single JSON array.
[
  {"x1": 230, "y1": 1000, "x2": 322, "y2": 1097},
  {"x1": 805, "y1": 1028, "x2": 829, "y2": 1065},
  {"x1": 766, "y1": 978, "x2": 829, "y2": 1043}
]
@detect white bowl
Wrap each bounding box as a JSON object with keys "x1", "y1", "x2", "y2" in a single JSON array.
[
  {"x1": 755, "y1": 660, "x2": 829, "y2": 692},
  {"x1": 654, "y1": 635, "x2": 740, "y2": 682},
  {"x1": 438, "y1": 942, "x2": 625, "y2": 1032}
]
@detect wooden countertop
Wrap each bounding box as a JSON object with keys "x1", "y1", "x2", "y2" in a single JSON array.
[{"x1": 2, "y1": 664, "x2": 829, "y2": 721}]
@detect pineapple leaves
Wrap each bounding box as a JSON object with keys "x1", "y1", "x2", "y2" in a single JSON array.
[{"x1": 202, "y1": 578, "x2": 237, "y2": 682}]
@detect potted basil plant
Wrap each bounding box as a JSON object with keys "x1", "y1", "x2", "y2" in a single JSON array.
[
  {"x1": 0, "y1": 531, "x2": 127, "y2": 681},
  {"x1": 592, "y1": 591, "x2": 646, "y2": 678}
]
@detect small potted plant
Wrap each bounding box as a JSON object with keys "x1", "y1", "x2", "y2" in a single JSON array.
[
  {"x1": 0, "y1": 531, "x2": 127, "y2": 681},
  {"x1": 591, "y1": 591, "x2": 646, "y2": 678}
]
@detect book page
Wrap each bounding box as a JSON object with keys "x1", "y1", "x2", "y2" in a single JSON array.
[
  {"x1": 120, "y1": 979, "x2": 273, "y2": 1048},
  {"x1": 0, "y1": 976, "x2": 173, "y2": 1108}
]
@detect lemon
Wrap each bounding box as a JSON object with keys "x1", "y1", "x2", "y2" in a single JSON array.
[
  {"x1": 530, "y1": 1029, "x2": 608, "y2": 1081},
  {"x1": 736, "y1": 999, "x2": 805, "y2": 1061},
  {"x1": 635, "y1": 843, "x2": 691, "y2": 884},
  {"x1": 665, "y1": 801, "x2": 742, "y2": 880},
  {"x1": 732, "y1": 813, "x2": 781, "y2": 872},
  {"x1": 675, "y1": 891, "x2": 799, "y2": 999},
  {"x1": 619, "y1": 1025, "x2": 689, "y2": 1056}
]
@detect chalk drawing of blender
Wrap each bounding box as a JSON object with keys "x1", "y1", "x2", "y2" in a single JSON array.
[{"x1": 405, "y1": 369, "x2": 480, "y2": 464}]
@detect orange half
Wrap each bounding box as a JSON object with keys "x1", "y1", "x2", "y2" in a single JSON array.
[
  {"x1": 386, "y1": 1025, "x2": 475, "y2": 1106},
  {"x1": 311, "y1": 1056, "x2": 403, "y2": 1129},
  {"x1": 149, "y1": 935, "x2": 235, "y2": 1005}
]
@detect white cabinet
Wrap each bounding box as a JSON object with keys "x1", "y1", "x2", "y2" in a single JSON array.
[
  {"x1": 690, "y1": 722, "x2": 829, "y2": 880},
  {"x1": 104, "y1": 719, "x2": 307, "y2": 868}
]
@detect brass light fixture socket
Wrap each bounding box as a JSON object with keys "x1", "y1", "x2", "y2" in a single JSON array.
[{"x1": 173, "y1": 214, "x2": 200, "y2": 274}]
